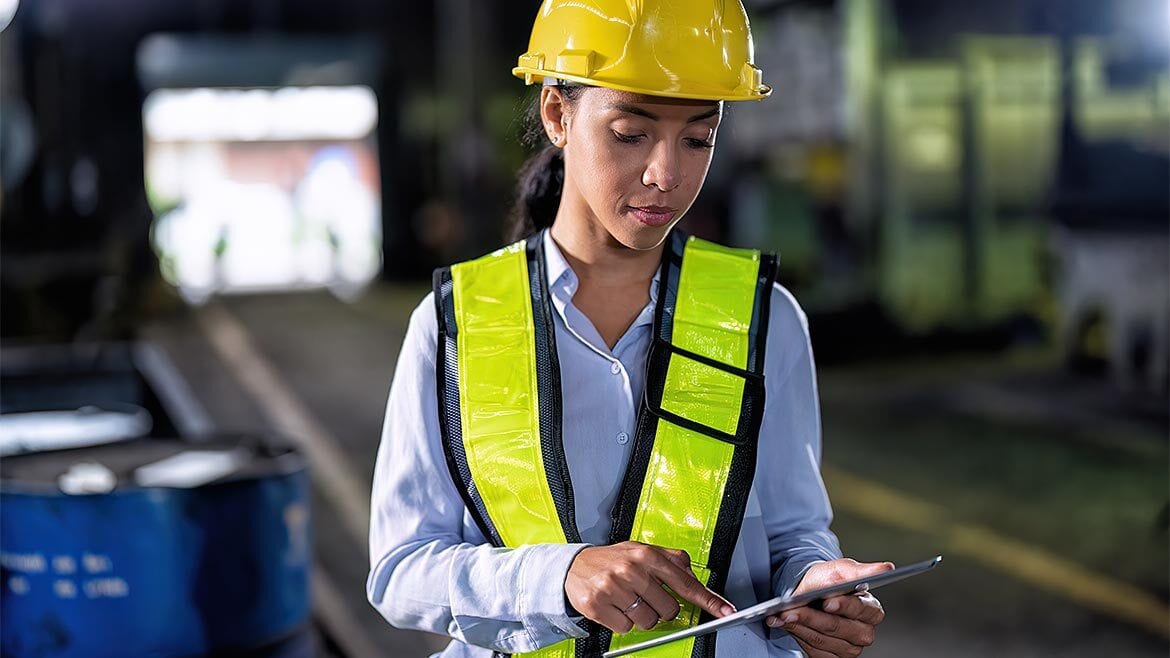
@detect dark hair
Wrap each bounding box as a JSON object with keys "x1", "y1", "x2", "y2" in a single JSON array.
[{"x1": 507, "y1": 84, "x2": 585, "y2": 241}]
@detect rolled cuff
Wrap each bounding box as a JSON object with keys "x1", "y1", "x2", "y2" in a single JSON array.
[
  {"x1": 774, "y1": 556, "x2": 829, "y2": 598},
  {"x1": 516, "y1": 542, "x2": 593, "y2": 648}
]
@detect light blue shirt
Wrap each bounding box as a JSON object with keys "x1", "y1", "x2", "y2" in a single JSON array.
[{"x1": 367, "y1": 229, "x2": 842, "y2": 657}]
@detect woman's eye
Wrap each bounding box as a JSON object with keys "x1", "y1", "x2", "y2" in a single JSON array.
[
  {"x1": 685, "y1": 137, "x2": 715, "y2": 149},
  {"x1": 612, "y1": 130, "x2": 645, "y2": 144}
]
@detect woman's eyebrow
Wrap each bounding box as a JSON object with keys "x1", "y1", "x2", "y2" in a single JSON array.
[
  {"x1": 610, "y1": 103, "x2": 659, "y2": 120},
  {"x1": 685, "y1": 107, "x2": 720, "y2": 123},
  {"x1": 609, "y1": 103, "x2": 721, "y2": 123}
]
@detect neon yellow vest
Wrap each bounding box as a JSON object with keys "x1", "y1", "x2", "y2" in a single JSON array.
[{"x1": 434, "y1": 230, "x2": 777, "y2": 658}]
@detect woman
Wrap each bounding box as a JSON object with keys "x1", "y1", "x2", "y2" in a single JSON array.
[{"x1": 368, "y1": 1, "x2": 892, "y2": 656}]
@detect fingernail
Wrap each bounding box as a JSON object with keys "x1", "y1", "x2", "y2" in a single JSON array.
[
  {"x1": 721, "y1": 604, "x2": 736, "y2": 616},
  {"x1": 825, "y1": 599, "x2": 840, "y2": 613},
  {"x1": 781, "y1": 613, "x2": 798, "y2": 625}
]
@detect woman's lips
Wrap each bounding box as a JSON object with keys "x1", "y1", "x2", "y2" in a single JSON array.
[{"x1": 628, "y1": 206, "x2": 677, "y2": 227}]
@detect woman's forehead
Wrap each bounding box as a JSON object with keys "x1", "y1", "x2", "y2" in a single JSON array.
[{"x1": 584, "y1": 87, "x2": 722, "y2": 117}]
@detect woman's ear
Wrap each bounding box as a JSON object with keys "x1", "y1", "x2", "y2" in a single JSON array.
[{"x1": 540, "y1": 86, "x2": 568, "y2": 147}]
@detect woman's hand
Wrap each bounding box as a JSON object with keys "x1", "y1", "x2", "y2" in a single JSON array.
[
  {"x1": 565, "y1": 541, "x2": 735, "y2": 634},
  {"x1": 766, "y1": 558, "x2": 893, "y2": 658}
]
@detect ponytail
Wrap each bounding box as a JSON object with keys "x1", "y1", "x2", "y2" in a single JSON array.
[
  {"x1": 508, "y1": 146, "x2": 564, "y2": 241},
  {"x1": 506, "y1": 83, "x2": 584, "y2": 242}
]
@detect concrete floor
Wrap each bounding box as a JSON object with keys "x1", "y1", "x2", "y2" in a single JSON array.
[{"x1": 143, "y1": 285, "x2": 1169, "y2": 658}]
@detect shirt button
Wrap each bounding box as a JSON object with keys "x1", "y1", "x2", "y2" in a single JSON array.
[
  {"x1": 610, "y1": 362, "x2": 622, "y2": 375},
  {"x1": 616, "y1": 432, "x2": 630, "y2": 445}
]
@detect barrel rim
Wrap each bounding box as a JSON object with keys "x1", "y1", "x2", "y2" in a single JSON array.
[{"x1": 0, "y1": 433, "x2": 309, "y2": 495}]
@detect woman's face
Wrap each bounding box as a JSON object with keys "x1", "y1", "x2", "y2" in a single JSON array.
[{"x1": 549, "y1": 87, "x2": 722, "y2": 251}]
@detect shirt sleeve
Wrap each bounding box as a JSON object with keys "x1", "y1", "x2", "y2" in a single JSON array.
[
  {"x1": 757, "y1": 284, "x2": 843, "y2": 600},
  {"x1": 366, "y1": 293, "x2": 591, "y2": 653}
]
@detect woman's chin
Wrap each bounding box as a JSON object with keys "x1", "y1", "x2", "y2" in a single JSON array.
[{"x1": 608, "y1": 217, "x2": 680, "y2": 251}]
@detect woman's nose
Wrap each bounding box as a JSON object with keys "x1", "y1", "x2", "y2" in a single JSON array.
[{"x1": 642, "y1": 142, "x2": 680, "y2": 192}]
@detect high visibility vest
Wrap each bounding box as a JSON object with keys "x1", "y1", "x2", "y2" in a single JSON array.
[{"x1": 433, "y1": 229, "x2": 778, "y2": 658}]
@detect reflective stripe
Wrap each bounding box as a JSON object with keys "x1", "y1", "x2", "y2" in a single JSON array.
[
  {"x1": 661, "y1": 239, "x2": 758, "y2": 435},
  {"x1": 606, "y1": 237, "x2": 766, "y2": 658},
  {"x1": 525, "y1": 638, "x2": 576, "y2": 658},
  {"x1": 441, "y1": 239, "x2": 581, "y2": 658},
  {"x1": 449, "y1": 241, "x2": 567, "y2": 547}
]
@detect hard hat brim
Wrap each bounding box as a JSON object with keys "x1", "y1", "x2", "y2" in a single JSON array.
[{"x1": 512, "y1": 67, "x2": 772, "y2": 102}]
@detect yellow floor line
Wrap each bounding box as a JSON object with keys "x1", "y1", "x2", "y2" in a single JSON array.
[
  {"x1": 195, "y1": 302, "x2": 371, "y2": 548},
  {"x1": 196, "y1": 303, "x2": 449, "y2": 657},
  {"x1": 823, "y1": 466, "x2": 1170, "y2": 639}
]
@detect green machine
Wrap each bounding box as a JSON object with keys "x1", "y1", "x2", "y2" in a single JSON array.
[
  {"x1": 877, "y1": 37, "x2": 1058, "y2": 331},
  {"x1": 878, "y1": 61, "x2": 965, "y2": 331},
  {"x1": 735, "y1": 1, "x2": 1166, "y2": 346}
]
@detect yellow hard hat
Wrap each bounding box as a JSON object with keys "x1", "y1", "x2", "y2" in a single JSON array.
[{"x1": 512, "y1": 0, "x2": 771, "y2": 102}]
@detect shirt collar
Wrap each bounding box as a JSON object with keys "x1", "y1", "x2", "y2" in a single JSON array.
[{"x1": 541, "y1": 228, "x2": 574, "y2": 294}]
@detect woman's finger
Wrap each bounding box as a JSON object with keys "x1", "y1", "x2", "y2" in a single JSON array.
[
  {"x1": 623, "y1": 596, "x2": 661, "y2": 631},
  {"x1": 823, "y1": 592, "x2": 884, "y2": 626},
  {"x1": 659, "y1": 548, "x2": 692, "y2": 571},
  {"x1": 785, "y1": 621, "x2": 864, "y2": 658},
  {"x1": 793, "y1": 641, "x2": 843, "y2": 658},
  {"x1": 793, "y1": 637, "x2": 851, "y2": 658},
  {"x1": 645, "y1": 550, "x2": 734, "y2": 618},
  {"x1": 778, "y1": 606, "x2": 875, "y2": 648},
  {"x1": 595, "y1": 604, "x2": 635, "y2": 635},
  {"x1": 639, "y1": 578, "x2": 683, "y2": 622}
]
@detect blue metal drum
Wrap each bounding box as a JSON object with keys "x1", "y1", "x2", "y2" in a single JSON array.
[{"x1": 0, "y1": 436, "x2": 311, "y2": 658}]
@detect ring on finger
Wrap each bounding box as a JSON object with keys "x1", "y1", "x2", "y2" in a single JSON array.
[{"x1": 623, "y1": 595, "x2": 644, "y2": 614}]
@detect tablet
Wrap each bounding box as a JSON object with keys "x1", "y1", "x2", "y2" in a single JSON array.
[{"x1": 603, "y1": 555, "x2": 942, "y2": 658}]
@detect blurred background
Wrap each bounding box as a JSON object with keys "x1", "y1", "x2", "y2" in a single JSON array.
[{"x1": 0, "y1": 0, "x2": 1166, "y2": 656}]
